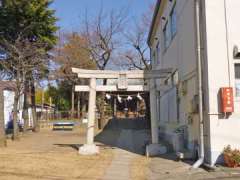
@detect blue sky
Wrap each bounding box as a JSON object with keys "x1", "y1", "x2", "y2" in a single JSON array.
[{"x1": 51, "y1": 0, "x2": 155, "y2": 31}]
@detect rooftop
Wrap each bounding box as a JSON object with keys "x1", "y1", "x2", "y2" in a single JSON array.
[
  {"x1": 0, "y1": 81, "x2": 16, "y2": 91},
  {"x1": 147, "y1": 0, "x2": 162, "y2": 46}
]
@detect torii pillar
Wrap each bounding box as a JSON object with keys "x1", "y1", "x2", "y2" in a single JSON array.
[
  {"x1": 149, "y1": 78, "x2": 159, "y2": 144},
  {"x1": 79, "y1": 78, "x2": 99, "y2": 155},
  {"x1": 146, "y1": 78, "x2": 167, "y2": 157}
]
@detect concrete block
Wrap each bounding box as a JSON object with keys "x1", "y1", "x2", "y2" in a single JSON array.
[
  {"x1": 146, "y1": 143, "x2": 167, "y2": 157},
  {"x1": 79, "y1": 144, "x2": 99, "y2": 155}
]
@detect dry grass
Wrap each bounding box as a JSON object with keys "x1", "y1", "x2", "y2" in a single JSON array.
[
  {"x1": 0, "y1": 128, "x2": 114, "y2": 180},
  {"x1": 0, "y1": 151, "x2": 113, "y2": 180}
]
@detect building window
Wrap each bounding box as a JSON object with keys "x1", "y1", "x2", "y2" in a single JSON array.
[
  {"x1": 152, "y1": 50, "x2": 156, "y2": 66},
  {"x1": 156, "y1": 41, "x2": 160, "y2": 64},
  {"x1": 170, "y1": 2, "x2": 177, "y2": 38},
  {"x1": 234, "y1": 64, "x2": 240, "y2": 97},
  {"x1": 163, "y1": 22, "x2": 171, "y2": 49},
  {"x1": 163, "y1": 2, "x2": 177, "y2": 51},
  {"x1": 163, "y1": 24, "x2": 167, "y2": 49}
]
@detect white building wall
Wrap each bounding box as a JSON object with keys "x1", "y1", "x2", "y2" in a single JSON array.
[
  {"x1": 3, "y1": 89, "x2": 28, "y2": 128},
  {"x1": 150, "y1": 0, "x2": 240, "y2": 166},
  {"x1": 151, "y1": 0, "x2": 200, "y2": 153},
  {"x1": 3, "y1": 90, "x2": 15, "y2": 127},
  {"x1": 204, "y1": 0, "x2": 240, "y2": 165}
]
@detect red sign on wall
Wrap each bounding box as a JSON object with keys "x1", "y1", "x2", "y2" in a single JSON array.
[{"x1": 220, "y1": 87, "x2": 234, "y2": 113}]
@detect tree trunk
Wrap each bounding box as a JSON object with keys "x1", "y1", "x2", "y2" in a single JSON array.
[
  {"x1": 77, "y1": 93, "x2": 81, "y2": 119},
  {"x1": 49, "y1": 97, "x2": 52, "y2": 121},
  {"x1": 41, "y1": 90, "x2": 44, "y2": 121},
  {"x1": 31, "y1": 80, "x2": 39, "y2": 132},
  {"x1": 22, "y1": 81, "x2": 29, "y2": 132},
  {"x1": 0, "y1": 89, "x2": 6, "y2": 147},
  {"x1": 71, "y1": 85, "x2": 75, "y2": 119},
  {"x1": 12, "y1": 90, "x2": 20, "y2": 140}
]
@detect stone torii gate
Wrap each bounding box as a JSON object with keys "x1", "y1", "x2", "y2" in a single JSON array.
[{"x1": 72, "y1": 68, "x2": 173, "y2": 155}]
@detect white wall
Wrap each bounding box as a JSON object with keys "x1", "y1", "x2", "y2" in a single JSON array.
[
  {"x1": 3, "y1": 90, "x2": 26, "y2": 128},
  {"x1": 149, "y1": 0, "x2": 240, "y2": 165},
  {"x1": 204, "y1": 0, "x2": 240, "y2": 165},
  {"x1": 3, "y1": 90, "x2": 15, "y2": 127},
  {"x1": 152, "y1": 0, "x2": 197, "y2": 76},
  {"x1": 150, "y1": 0, "x2": 200, "y2": 152}
]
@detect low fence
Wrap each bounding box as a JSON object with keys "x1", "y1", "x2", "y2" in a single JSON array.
[
  {"x1": 37, "y1": 111, "x2": 82, "y2": 122},
  {"x1": 37, "y1": 108, "x2": 146, "y2": 124}
]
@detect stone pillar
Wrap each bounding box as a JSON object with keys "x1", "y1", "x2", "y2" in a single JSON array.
[
  {"x1": 114, "y1": 97, "x2": 117, "y2": 117},
  {"x1": 79, "y1": 78, "x2": 99, "y2": 155},
  {"x1": 146, "y1": 79, "x2": 167, "y2": 157},
  {"x1": 87, "y1": 78, "x2": 96, "y2": 145},
  {"x1": 149, "y1": 78, "x2": 159, "y2": 144}
]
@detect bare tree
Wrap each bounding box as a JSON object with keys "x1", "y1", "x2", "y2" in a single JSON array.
[
  {"x1": 114, "y1": 4, "x2": 155, "y2": 123},
  {"x1": 119, "y1": 3, "x2": 155, "y2": 70},
  {"x1": 80, "y1": 7, "x2": 127, "y2": 128},
  {"x1": 81, "y1": 7, "x2": 127, "y2": 70},
  {"x1": 122, "y1": 21, "x2": 151, "y2": 70},
  {"x1": 53, "y1": 32, "x2": 95, "y2": 118},
  {"x1": 123, "y1": 21, "x2": 151, "y2": 70},
  {"x1": 0, "y1": 36, "x2": 49, "y2": 139},
  {"x1": 22, "y1": 80, "x2": 30, "y2": 132}
]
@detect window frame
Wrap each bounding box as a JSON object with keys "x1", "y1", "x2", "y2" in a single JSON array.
[
  {"x1": 234, "y1": 63, "x2": 240, "y2": 98},
  {"x1": 152, "y1": 50, "x2": 156, "y2": 66},
  {"x1": 170, "y1": 2, "x2": 177, "y2": 38},
  {"x1": 163, "y1": 23, "x2": 167, "y2": 49},
  {"x1": 156, "y1": 41, "x2": 160, "y2": 65},
  {"x1": 163, "y1": 21, "x2": 171, "y2": 50}
]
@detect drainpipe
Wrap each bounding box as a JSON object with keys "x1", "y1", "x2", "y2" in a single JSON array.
[{"x1": 192, "y1": 0, "x2": 205, "y2": 169}]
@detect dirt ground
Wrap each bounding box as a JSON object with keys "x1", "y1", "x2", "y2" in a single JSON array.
[{"x1": 0, "y1": 127, "x2": 114, "y2": 180}]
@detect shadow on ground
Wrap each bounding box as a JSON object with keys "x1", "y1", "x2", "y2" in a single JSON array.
[
  {"x1": 53, "y1": 143, "x2": 83, "y2": 151},
  {"x1": 95, "y1": 117, "x2": 151, "y2": 155}
]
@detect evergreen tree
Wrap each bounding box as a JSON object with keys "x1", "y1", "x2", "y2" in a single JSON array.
[{"x1": 0, "y1": 0, "x2": 58, "y2": 48}]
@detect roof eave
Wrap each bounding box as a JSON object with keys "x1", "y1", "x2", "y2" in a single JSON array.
[{"x1": 147, "y1": 0, "x2": 162, "y2": 46}]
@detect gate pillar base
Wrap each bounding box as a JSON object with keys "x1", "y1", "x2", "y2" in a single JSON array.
[{"x1": 79, "y1": 144, "x2": 99, "y2": 155}]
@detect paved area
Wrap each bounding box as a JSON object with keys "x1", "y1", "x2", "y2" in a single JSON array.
[
  {"x1": 148, "y1": 156, "x2": 240, "y2": 180},
  {"x1": 103, "y1": 130, "x2": 140, "y2": 180},
  {"x1": 99, "y1": 119, "x2": 240, "y2": 180},
  {"x1": 97, "y1": 118, "x2": 150, "y2": 180},
  {"x1": 103, "y1": 149, "x2": 134, "y2": 180}
]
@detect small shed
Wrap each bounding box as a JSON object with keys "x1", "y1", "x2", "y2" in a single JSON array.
[{"x1": 0, "y1": 81, "x2": 28, "y2": 129}]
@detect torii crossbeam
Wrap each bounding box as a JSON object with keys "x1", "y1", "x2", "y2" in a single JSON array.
[{"x1": 72, "y1": 68, "x2": 173, "y2": 155}]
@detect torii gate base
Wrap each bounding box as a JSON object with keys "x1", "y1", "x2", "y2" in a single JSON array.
[
  {"x1": 73, "y1": 68, "x2": 173, "y2": 156},
  {"x1": 146, "y1": 79, "x2": 167, "y2": 157},
  {"x1": 79, "y1": 144, "x2": 99, "y2": 155}
]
